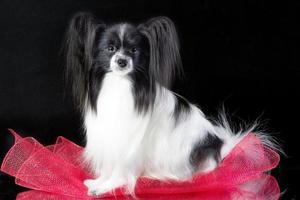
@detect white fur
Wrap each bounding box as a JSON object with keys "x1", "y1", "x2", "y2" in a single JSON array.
[
  {"x1": 83, "y1": 73, "x2": 148, "y2": 195},
  {"x1": 119, "y1": 24, "x2": 127, "y2": 43},
  {"x1": 110, "y1": 52, "x2": 133, "y2": 75},
  {"x1": 82, "y1": 73, "x2": 255, "y2": 196}
]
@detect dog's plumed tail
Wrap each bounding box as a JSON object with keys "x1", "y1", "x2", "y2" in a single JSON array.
[{"x1": 213, "y1": 112, "x2": 282, "y2": 161}]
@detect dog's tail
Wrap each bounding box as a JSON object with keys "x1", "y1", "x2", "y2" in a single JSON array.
[{"x1": 213, "y1": 111, "x2": 283, "y2": 160}]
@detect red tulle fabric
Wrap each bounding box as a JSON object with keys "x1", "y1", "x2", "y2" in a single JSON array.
[{"x1": 1, "y1": 129, "x2": 280, "y2": 200}]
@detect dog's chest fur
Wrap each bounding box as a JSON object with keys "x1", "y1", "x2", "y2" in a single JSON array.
[{"x1": 84, "y1": 73, "x2": 150, "y2": 175}]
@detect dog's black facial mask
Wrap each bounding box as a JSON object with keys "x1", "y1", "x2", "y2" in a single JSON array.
[{"x1": 96, "y1": 24, "x2": 150, "y2": 76}]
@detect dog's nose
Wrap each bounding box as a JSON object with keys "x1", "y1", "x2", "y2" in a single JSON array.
[{"x1": 117, "y1": 58, "x2": 127, "y2": 68}]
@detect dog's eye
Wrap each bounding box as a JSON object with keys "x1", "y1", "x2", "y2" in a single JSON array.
[
  {"x1": 130, "y1": 47, "x2": 137, "y2": 53},
  {"x1": 107, "y1": 45, "x2": 116, "y2": 52}
]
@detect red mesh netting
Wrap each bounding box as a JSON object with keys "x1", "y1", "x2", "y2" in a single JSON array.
[{"x1": 1, "y1": 129, "x2": 280, "y2": 199}]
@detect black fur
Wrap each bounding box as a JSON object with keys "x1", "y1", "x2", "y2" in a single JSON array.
[
  {"x1": 130, "y1": 70, "x2": 157, "y2": 113},
  {"x1": 63, "y1": 12, "x2": 105, "y2": 111},
  {"x1": 88, "y1": 67, "x2": 106, "y2": 111},
  {"x1": 138, "y1": 17, "x2": 183, "y2": 89},
  {"x1": 189, "y1": 132, "x2": 223, "y2": 169}
]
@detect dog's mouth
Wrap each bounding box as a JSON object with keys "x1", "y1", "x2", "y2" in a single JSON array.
[
  {"x1": 118, "y1": 66, "x2": 132, "y2": 71},
  {"x1": 110, "y1": 65, "x2": 133, "y2": 75}
]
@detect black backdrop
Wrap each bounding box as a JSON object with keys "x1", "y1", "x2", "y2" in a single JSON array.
[{"x1": 0, "y1": 0, "x2": 299, "y2": 199}]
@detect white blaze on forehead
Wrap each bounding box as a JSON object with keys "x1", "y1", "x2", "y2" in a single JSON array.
[{"x1": 119, "y1": 24, "x2": 127, "y2": 43}]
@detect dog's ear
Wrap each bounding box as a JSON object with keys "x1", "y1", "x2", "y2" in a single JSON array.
[
  {"x1": 63, "y1": 12, "x2": 105, "y2": 110},
  {"x1": 138, "y1": 16, "x2": 182, "y2": 88}
]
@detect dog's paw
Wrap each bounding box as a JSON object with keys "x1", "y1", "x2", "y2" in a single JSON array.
[
  {"x1": 84, "y1": 178, "x2": 125, "y2": 196},
  {"x1": 84, "y1": 179, "x2": 103, "y2": 196},
  {"x1": 87, "y1": 187, "x2": 103, "y2": 196},
  {"x1": 84, "y1": 179, "x2": 96, "y2": 188}
]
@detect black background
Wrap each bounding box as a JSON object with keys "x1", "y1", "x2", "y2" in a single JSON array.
[{"x1": 0, "y1": 0, "x2": 299, "y2": 199}]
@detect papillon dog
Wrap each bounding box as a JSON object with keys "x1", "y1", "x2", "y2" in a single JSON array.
[{"x1": 63, "y1": 12, "x2": 277, "y2": 196}]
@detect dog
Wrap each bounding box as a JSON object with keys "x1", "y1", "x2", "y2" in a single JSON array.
[{"x1": 63, "y1": 12, "x2": 277, "y2": 196}]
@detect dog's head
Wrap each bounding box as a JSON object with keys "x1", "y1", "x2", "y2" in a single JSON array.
[
  {"x1": 97, "y1": 23, "x2": 148, "y2": 76},
  {"x1": 64, "y1": 12, "x2": 182, "y2": 110}
]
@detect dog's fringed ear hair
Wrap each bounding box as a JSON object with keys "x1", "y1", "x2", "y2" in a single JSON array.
[
  {"x1": 138, "y1": 17, "x2": 183, "y2": 88},
  {"x1": 63, "y1": 12, "x2": 105, "y2": 110}
]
